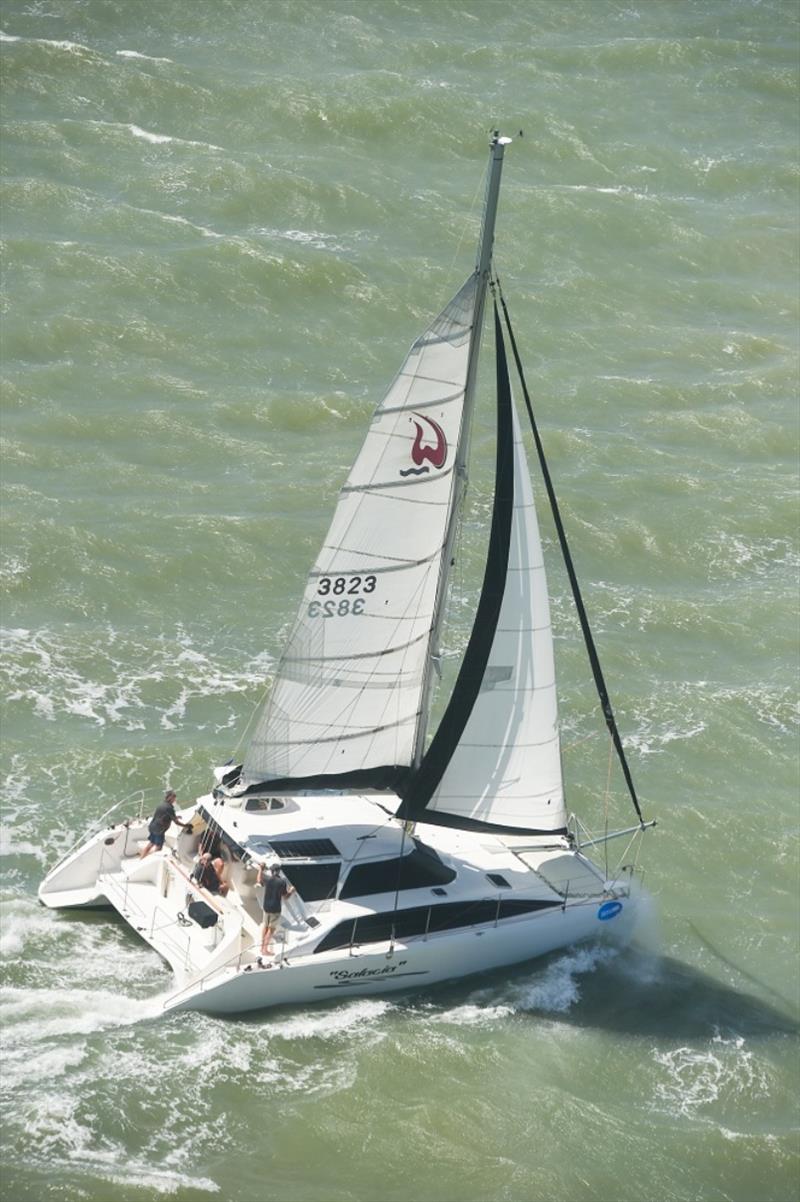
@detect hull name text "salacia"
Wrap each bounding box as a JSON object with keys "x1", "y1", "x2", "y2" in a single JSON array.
[{"x1": 329, "y1": 961, "x2": 409, "y2": 981}]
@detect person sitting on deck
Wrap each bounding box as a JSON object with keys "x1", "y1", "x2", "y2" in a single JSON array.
[{"x1": 191, "y1": 851, "x2": 228, "y2": 896}]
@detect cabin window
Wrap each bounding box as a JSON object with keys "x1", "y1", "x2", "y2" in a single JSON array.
[
  {"x1": 339, "y1": 841, "x2": 456, "y2": 899},
  {"x1": 487, "y1": 873, "x2": 511, "y2": 888},
  {"x1": 281, "y1": 862, "x2": 340, "y2": 903},
  {"x1": 245, "y1": 797, "x2": 286, "y2": 813},
  {"x1": 313, "y1": 897, "x2": 560, "y2": 953}
]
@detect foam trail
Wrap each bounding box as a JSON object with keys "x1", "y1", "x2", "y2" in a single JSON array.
[{"x1": 0, "y1": 984, "x2": 168, "y2": 1040}]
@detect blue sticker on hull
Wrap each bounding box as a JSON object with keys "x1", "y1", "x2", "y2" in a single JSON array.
[{"x1": 597, "y1": 900, "x2": 623, "y2": 921}]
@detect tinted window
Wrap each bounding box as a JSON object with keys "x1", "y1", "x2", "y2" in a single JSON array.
[
  {"x1": 339, "y1": 842, "x2": 456, "y2": 899},
  {"x1": 314, "y1": 897, "x2": 560, "y2": 953},
  {"x1": 282, "y1": 862, "x2": 340, "y2": 902},
  {"x1": 272, "y1": 838, "x2": 340, "y2": 858}
]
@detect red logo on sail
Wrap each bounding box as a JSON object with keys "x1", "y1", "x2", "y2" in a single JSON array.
[{"x1": 400, "y1": 413, "x2": 447, "y2": 477}]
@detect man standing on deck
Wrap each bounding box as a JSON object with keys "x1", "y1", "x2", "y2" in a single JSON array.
[
  {"x1": 257, "y1": 862, "x2": 295, "y2": 958},
  {"x1": 139, "y1": 790, "x2": 190, "y2": 858}
]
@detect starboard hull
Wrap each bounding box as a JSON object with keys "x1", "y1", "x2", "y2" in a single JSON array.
[
  {"x1": 39, "y1": 796, "x2": 643, "y2": 1020},
  {"x1": 164, "y1": 893, "x2": 637, "y2": 1015}
]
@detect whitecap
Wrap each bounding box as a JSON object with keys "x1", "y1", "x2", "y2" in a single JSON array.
[
  {"x1": 2, "y1": 1038, "x2": 86, "y2": 1086},
  {"x1": 127, "y1": 205, "x2": 222, "y2": 240},
  {"x1": 550, "y1": 182, "x2": 653, "y2": 202},
  {"x1": 432, "y1": 943, "x2": 620, "y2": 1022},
  {"x1": 0, "y1": 983, "x2": 165, "y2": 1040},
  {"x1": 83, "y1": 120, "x2": 224, "y2": 153},
  {"x1": 251, "y1": 225, "x2": 347, "y2": 253},
  {"x1": 0, "y1": 895, "x2": 54, "y2": 953},
  {"x1": 92, "y1": 1162, "x2": 219, "y2": 1196},
  {"x1": 505, "y1": 944, "x2": 620, "y2": 1012},
  {"x1": 268, "y1": 996, "x2": 392, "y2": 1041},
  {"x1": 10, "y1": 1090, "x2": 220, "y2": 1195},
  {"x1": 0, "y1": 33, "x2": 97, "y2": 55},
  {"x1": 115, "y1": 49, "x2": 173, "y2": 64},
  {"x1": 429, "y1": 1001, "x2": 514, "y2": 1026},
  {"x1": 651, "y1": 1033, "x2": 772, "y2": 1119}
]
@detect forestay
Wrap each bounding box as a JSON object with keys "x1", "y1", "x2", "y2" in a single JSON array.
[{"x1": 243, "y1": 274, "x2": 479, "y2": 786}]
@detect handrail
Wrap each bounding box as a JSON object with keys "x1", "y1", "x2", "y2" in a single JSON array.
[
  {"x1": 46, "y1": 789, "x2": 155, "y2": 874},
  {"x1": 568, "y1": 811, "x2": 651, "y2": 891},
  {"x1": 344, "y1": 890, "x2": 590, "y2": 957},
  {"x1": 161, "y1": 876, "x2": 642, "y2": 1010},
  {"x1": 573, "y1": 818, "x2": 657, "y2": 851},
  {"x1": 168, "y1": 856, "x2": 226, "y2": 915},
  {"x1": 162, "y1": 936, "x2": 257, "y2": 1009}
]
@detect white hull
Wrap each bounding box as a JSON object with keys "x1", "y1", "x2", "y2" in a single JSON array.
[
  {"x1": 38, "y1": 139, "x2": 654, "y2": 1019},
  {"x1": 164, "y1": 894, "x2": 636, "y2": 1015},
  {"x1": 39, "y1": 795, "x2": 640, "y2": 1017}
]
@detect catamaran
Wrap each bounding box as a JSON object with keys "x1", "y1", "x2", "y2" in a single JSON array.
[{"x1": 39, "y1": 134, "x2": 655, "y2": 1015}]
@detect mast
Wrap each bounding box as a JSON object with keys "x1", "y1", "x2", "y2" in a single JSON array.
[{"x1": 411, "y1": 132, "x2": 511, "y2": 767}]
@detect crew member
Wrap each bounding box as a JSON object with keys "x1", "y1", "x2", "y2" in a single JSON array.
[
  {"x1": 139, "y1": 790, "x2": 190, "y2": 859},
  {"x1": 257, "y1": 862, "x2": 294, "y2": 958}
]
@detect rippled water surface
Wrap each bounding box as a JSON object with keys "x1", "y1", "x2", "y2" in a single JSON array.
[{"x1": 1, "y1": 2, "x2": 798, "y2": 1200}]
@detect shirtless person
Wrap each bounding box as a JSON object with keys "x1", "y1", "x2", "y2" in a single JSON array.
[{"x1": 191, "y1": 851, "x2": 228, "y2": 896}]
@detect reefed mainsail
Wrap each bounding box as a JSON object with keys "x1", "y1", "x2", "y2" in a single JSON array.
[{"x1": 243, "y1": 274, "x2": 479, "y2": 786}]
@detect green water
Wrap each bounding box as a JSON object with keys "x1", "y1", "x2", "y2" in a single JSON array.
[{"x1": 1, "y1": 2, "x2": 798, "y2": 1200}]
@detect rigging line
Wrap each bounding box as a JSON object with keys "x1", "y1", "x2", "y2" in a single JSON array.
[
  {"x1": 613, "y1": 827, "x2": 644, "y2": 879},
  {"x1": 563, "y1": 730, "x2": 599, "y2": 753},
  {"x1": 389, "y1": 820, "x2": 409, "y2": 941},
  {"x1": 231, "y1": 673, "x2": 274, "y2": 759},
  {"x1": 444, "y1": 160, "x2": 489, "y2": 291},
  {"x1": 495, "y1": 276, "x2": 645, "y2": 826},
  {"x1": 687, "y1": 922, "x2": 798, "y2": 1017},
  {"x1": 330, "y1": 813, "x2": 398, "y2": 907},
  {"x1": 603, "y1": 731, "x2": 613, "y2": 879},
  {"x1": 602, "y1": 826, "x2": 642, "y2": 891}
]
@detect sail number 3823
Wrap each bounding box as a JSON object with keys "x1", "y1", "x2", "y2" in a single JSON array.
[{"x1": 308, "y1": 575, "x2": 376, "y2": 619}]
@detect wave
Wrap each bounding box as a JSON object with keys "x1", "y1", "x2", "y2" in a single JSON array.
[
  {"x1": 1, "y1": 623, "x2": 274, "y2": 734},
  {"x1": 0, "y1": 32, "x2": 99, "y2": 56},
  {"x1": 115, "y1": 49, "x2": 173, "y2": 64},
  {"x1": 83, "y1": 119, "x2": 224, "y2": 153}
]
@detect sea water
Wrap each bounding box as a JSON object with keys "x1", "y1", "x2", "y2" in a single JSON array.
[{"x1": 1, "y1": 2, "x2": 798, "y2": 1200}]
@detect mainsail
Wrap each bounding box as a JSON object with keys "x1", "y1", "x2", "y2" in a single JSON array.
[
  {"x1": 243, "y1": 275, "x2": 479, "y2": 787},
  {"x1": 241, "y1": 133, "x2": 570, "y2": 832}
]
